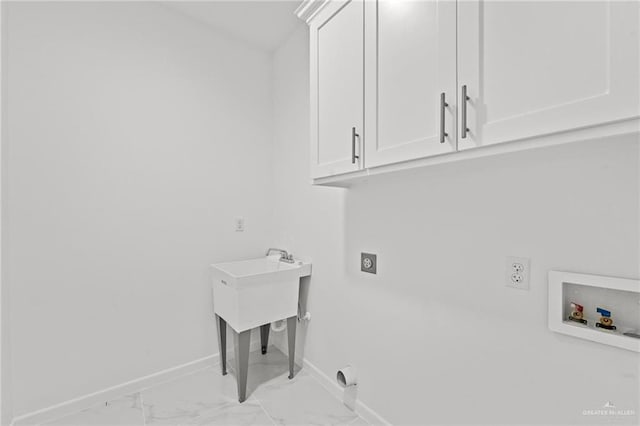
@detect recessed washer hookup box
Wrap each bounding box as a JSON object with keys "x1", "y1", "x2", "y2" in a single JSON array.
[{"x1": 548, "y1": 271, "x2": 640, "y2": 352}]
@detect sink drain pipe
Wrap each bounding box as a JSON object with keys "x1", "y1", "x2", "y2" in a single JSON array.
[
  {"x1": 270, "y1": 319, "x2": 287, "y2": 332},
  {"x1": 271, "y1": 303, "x2": 311, "y2": 332}
]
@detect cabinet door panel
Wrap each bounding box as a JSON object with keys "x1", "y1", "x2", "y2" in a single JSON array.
[
  {"x1": 458, "y1": 0, "x2": 640, "y2": 150},
  {"x1": 365, "y1": 0, "x2": 456, "y2": 168},
  {"x1": 310, "y1": 0, "x2": 364, "y2": 178}
]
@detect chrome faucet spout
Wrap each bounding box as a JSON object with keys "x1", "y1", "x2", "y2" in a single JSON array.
[
  {"x1": 265, "y1": 248, "x2": 295, "y2": 264},
  {"x1": 266, "y1": 247, "x2": 288, "y2": 257}
]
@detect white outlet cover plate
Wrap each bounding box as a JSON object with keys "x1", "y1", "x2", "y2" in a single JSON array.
[{"x1": 506, "y1": 256, "x2": 530, "y2": 290}]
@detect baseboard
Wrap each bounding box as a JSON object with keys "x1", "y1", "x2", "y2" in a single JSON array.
[
  {"x1": 11, "y1": 354, "x2": 219, "y2": 426},
  {"x1": 9, "y1": 347, "x2": 388, "y2": 426},
  {"x1": 302, "y1": 358, "x2": 390, "y2": 426},
  {"x1": 9, "y1": 332, "x2": 269, "y2": 425}
]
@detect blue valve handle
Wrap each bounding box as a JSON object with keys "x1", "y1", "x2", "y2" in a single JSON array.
[{"x1": 596, "y1": 307, "x2": 611, "y2": 317}]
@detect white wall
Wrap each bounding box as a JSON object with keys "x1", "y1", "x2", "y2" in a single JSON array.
[
  {"x1": 5, "y1": 2, "x2": 274, "y2": 417},
  {"x1": 0, "y1": 2, "x2": 11, "y2": 424},
  {"x1": 4, "y1": 4, "x2": 639, "y2": 424},
  {"x1": 272, "y1": 27, "x2": 640, "y2": 425}
]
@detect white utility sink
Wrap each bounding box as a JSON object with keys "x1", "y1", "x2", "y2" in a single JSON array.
[
  {"x1": 211, "y1": 253, "x2": 312, "y2": 402},
  {"x1": 211, "y1": 255, "x2": 311, "y2": 333}
]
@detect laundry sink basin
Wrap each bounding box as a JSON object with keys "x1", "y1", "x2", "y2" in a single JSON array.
[{"x1": 211, "y1": 255, "x2": 311, "y2": 332}]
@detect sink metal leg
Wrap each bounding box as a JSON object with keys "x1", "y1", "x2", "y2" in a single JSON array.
[
  {"x1": 287, "y1": 316, "x2": 296, "y2": 380},
  {"x1": 234, "y1": 329, "x2": 251, "y2": 403},
  {"x1": 260, "y1": 324, "x2": 270, "y2": 354},
  {"x1": 215, "y1": 315, "x2": 227, "y2": 376}
]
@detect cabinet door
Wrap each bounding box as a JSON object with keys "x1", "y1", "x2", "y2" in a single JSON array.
[
  {"x1": 458, "y1": 1, "x2": 640, "y2": 150},
  {"x1": 310, "y1": 0, "x2": 364, "y2": 179},
  {"x1": 364, "y1": 0, "x2": 457, "y2": 168}
]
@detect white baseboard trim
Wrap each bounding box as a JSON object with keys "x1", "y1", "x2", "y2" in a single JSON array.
[
  {"x1": 11, "y1": 354, "x2": 219, "y2": 426},
  {"x1": 10, "y1": 335, "x2": 267, "y2": 426},
  {"x1": 9, "y1": 346, "x2": 388, "y2": 426},
  {"x1": 302, "y1": 358, "x2": 390, "y2": 426}
]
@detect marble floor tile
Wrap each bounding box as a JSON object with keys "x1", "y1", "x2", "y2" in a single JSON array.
[
  {"x1": 192, "y1": 401, "x2": 274, "y2": 426},
  {"x1": 141, "y1": 367, "x2": 241, "y2": 425},
  {"x1": 231, "y1": 348, "x2": 295, "y2": 396},
  {"x1": 40, "y1": 347, "x2": 368, "y2": 426},
  {"x1": 347, "y1": 416, "x2": 370, "y2": 426},
  {"x1": 253, "y1": 370, "x2": 358, "y2": 425},
  {"x1": 44, "y1": 394, "x2": 144, "y2": 426}
]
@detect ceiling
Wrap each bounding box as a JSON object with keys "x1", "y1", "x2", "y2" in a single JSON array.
[{"x1": 162, "y1": 1, "x2": 303, "y2": 52}]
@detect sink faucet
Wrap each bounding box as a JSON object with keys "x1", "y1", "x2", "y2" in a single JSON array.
[{"x1": 265, "y1": 248, "x2": 295, "y2": 263}]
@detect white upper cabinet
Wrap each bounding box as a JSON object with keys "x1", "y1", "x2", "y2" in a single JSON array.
[
  {"x1": 298, "y1": 0, "x2": 640, "y2": 183},
  {"x1": 309, "y1": 0, "x2": 364, "y2": 179},
  {"x1": 457, "y1": 0, "x2": 640, "y2": 150},
  {"x1": 364, "y1": 0, "x2": 457, "y2": 167}
]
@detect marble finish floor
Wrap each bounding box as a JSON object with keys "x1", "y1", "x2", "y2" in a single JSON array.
[{"x1": 41, "y1": 348, "x2": 368, "y2": 426}]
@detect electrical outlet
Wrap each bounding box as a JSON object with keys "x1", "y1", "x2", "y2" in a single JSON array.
[
  {"x1": 235, "y1": 217, "x2": 244, "y2": 232},
  {"x1": 361, "y1": 253, "x2": 377, "y2": 274},
  {"x1": 505, "y1": 256, "x2": 530, "y2": 290}
]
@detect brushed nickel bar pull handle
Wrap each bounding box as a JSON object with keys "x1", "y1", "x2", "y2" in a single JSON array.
[
  {"x1": 352, "y1": 127, "x2": 359, "y2": 164},
  {"x1": 440, "y1": 92, "x2": 448, "y2": 143},
  {"x1": 461, "y1": 85, "x2": 470, "y2": 139}
]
